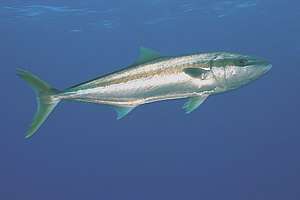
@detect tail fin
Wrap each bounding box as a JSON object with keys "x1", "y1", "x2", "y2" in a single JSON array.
[{"x1": 17, "y1": 68, "x2": 61, "y2": 138}]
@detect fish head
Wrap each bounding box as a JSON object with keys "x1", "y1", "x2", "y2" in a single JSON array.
[{"x1": 211, "y1": 52, "x2": 272, "y2": 91}]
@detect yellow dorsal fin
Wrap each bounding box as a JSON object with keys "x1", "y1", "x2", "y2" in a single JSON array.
[{"x1": 134, "y1": 47, "x2": 161, "y2": 65}]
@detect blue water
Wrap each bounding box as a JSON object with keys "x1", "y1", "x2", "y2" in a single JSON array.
[{"x1": 1, "y1": 0, "x2": 300, "y2": 199}]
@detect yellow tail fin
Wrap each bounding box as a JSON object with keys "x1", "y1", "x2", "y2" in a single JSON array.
[{"x1": 17, "y1": 68, "x2": 60, "y2": 138}]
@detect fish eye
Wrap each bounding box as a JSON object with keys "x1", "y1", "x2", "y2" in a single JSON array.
[{"x1": 238, "y1": 59, "x2": 247, "y2": 66}]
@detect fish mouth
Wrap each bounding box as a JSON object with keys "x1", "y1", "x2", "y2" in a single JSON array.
[
  {"x1": 250, "y1": 60, "x2": 272, "y2": 75},
  {"x1": 243, "y1": 63, "x2": 272, "y2": 82},
  {"x1": 263, "y1": 64, "x2": 272, "y2": 73},
  {"x1": 257, "y1": 64, "x2": 272, "y2": 75}
]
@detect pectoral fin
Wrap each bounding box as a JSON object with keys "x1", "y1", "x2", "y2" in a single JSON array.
[
  {"x1": 183, "y1": 68, "x2": 209, "y2": 79},
  {"x1": 113, "y1": 106, "x2": 136, "y2": 120},
  {"x1": 133, "y1": 47, "x2": 161, "y2": 65},
  {"x1": 182, "y1": 94, "x2": 209, "y2": 114}
]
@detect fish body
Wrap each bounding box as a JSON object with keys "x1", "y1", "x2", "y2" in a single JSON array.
[
  {"x1": 17, "y1": 48, "x2": 272, "y2": 138},
  {"x1": 61, "y1": 54, "x2": 218, "y2": 106}
]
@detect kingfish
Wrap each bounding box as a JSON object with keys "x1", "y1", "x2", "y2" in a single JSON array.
[{"x1": 17, "y1": 47, "x2": 272, "y2": 138}]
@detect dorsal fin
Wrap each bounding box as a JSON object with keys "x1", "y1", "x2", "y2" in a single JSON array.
[
  {"x1": 133, "y1": 47, "x2": 161, "y2": 65},
  {"x1": 183, "y1": 68, "x2": 209, "y2": 79}
]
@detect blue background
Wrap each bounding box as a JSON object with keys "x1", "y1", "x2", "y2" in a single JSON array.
[{"x1": 1, "y1": 0, "x2": 300, "y2": 199}]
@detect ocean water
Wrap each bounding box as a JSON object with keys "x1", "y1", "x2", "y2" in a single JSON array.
[{"x1": 1, "y1": 0, "x2": 300, "y2": 199}]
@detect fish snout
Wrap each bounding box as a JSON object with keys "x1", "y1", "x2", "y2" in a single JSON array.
[{"x1": 262, "y1": 64, "x2": 272, "y2": 74}]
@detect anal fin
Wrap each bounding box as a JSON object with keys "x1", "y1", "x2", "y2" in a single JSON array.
[{"x1": 113, "y1": 106, "x2": 136, "y2": 120}]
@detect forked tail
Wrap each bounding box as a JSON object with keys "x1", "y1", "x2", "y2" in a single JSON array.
[{"x1": 17, "y1": 68, "x2": 61, "y2": 138}]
